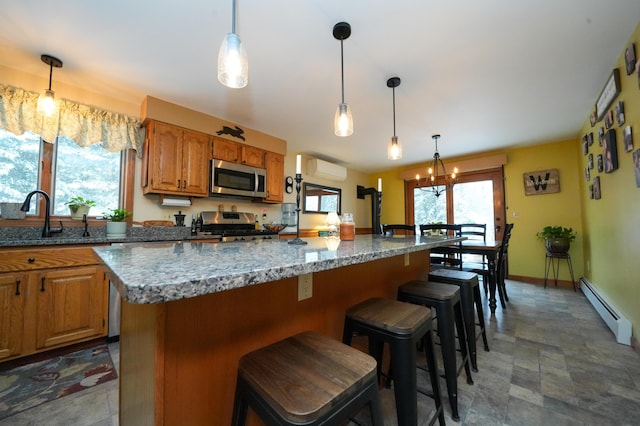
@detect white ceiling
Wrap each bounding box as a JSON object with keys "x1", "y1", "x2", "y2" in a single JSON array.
[{"x1": 1, "y1": 1, "x2": 639, "y2": 173}]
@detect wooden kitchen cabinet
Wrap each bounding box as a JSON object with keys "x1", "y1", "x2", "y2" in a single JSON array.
[
  {"x1": 0, "y1": 246, "x2": 108, "y2": 363},
  {"x1": 213, "y1": 137, "x2": 265, "y2": 168},
  {"x1": 144, "y1": 120, "x2": 211, "y2": 197},
  {"x1": 264, "y1": 151, "x2": 284, "y2": 203},
  {"x1": 0, "y1": 273, "x2": 27, "y2": 360},
  {"x1": 36, "y1": 266, "x2": 106, "y2": 350}
]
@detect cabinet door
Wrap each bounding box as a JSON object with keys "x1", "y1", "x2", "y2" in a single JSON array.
[
  {"x1": 264, "y1": 152, "x2": 284, "y2": 203},
  {"x1": 148, "y1": 121, "x2": 184, "y2": 193},
  {"x1": 36, "y1": 266, "x2": 107, "y2": 349},
  {"x1": 181, "y1": 130, "x2": 211, "y2": 196},
  {"x1": 241, "y1": 146, "x2": 265, "y2": 168},
  {"x1": 0, "y1": 273, "x2": 27, "y2": 360},
  {"x1": 212, "y1": 138, "x2": 240, "y2": 162}
]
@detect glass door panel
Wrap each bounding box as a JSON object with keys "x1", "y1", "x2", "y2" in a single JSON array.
[{"x1": 453, "y1": 180, "x2": 495, "y2": 240}]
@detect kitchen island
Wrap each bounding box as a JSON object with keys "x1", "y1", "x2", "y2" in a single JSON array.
[{"x1": 94, "y1": 235, "x2": 460, "y2": 425}]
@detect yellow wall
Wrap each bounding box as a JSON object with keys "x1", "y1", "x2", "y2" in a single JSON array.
[
  {"x1": 372, "y1": 22, "x2": 640, "y2": 344},
  {"x1": 505, "y1": 140, "x2": 583, "y2": 280},
  {"x1": 576, "y1": 23, "x2": 640, "y2": 340}
]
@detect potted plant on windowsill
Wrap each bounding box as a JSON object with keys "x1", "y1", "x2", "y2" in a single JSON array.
[
  {"x1": 103, "y1": 208, "x2": 131, "y2": 238},
  {"x1": 536, "y1": 226, "x2": 577, "y2": 254},
  {"x1": 65, "y1": 196, "x2": 96, "y2": 220}
]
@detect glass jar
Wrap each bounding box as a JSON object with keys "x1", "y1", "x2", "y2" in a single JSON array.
[{"x1": 340, "y1": 213, "x2": 355, "y2": 241}]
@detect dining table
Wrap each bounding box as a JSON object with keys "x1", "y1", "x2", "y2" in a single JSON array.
[{"x1": 459, "y1": 239, "x2": 503, "y2": 313}]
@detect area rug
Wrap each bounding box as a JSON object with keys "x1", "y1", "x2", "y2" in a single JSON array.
[{"x1": 0, "y1": 345, "x2": 117, "y2": 420}]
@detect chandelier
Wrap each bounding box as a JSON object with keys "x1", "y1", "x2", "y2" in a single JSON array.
[{"x1": 416, "y1": 134, "x2": 458, "y2": 197}]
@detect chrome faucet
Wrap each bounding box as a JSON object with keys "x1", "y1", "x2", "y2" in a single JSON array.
[{"x1": 20, "y1": 190, "x2": 64, "y2": 237}]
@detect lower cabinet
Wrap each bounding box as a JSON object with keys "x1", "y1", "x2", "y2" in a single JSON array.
[
  {"x1": 0, "y1": 273, "x2": 27, "y2": 359},
  {"x1": 0, "y1": 247, "x2": 109, "y2": 363},
  {"x1": 36, "y1": 266, "x2": 106, "y2": 350}
]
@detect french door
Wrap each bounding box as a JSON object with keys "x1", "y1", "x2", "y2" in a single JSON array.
[{"x1": 405, "y1": 167, "x2": 506, "y2": 242}]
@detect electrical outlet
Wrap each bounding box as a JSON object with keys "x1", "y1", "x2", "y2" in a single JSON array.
[
  {"x1": 298, "y1": 273, "x2": 313, "y2": 301},
  {"x1": 404, "y1": 253, "x2": 410, "y2": 266}
]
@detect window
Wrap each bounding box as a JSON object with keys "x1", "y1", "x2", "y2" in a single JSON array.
[{"x1": 0, "y1": 128, "x2": 122, "y2": 217}]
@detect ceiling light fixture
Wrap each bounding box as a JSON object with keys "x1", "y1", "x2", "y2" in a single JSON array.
[
  {"x1": 333, "y1": 22, "x2": 353, "y2": 137},
  {"x1": 37, "y1": 54, "x2": 63, "y2": 117},
  {"x1": 416, "y1": 134, "x2": 458, "y2": 197},
  {"x1": 387, "y1": 77, "x2": 402, "y2": 160},
  {"x1": 217, "y1": 0, "x2": 248, "y2": 88}
]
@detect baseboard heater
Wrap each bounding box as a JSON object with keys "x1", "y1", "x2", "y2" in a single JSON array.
[{"x1": 580, "y1": 278, "x2": 631, "y2": 345}]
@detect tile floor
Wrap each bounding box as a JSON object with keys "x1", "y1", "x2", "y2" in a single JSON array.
[{"x1": 1, "y1": 280, "x2": 639, "y2": 425}]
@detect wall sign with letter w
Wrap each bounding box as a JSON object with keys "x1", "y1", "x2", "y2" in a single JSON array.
[{"x1": 523, "y1": 168, "x2": 560, "y2": 195}]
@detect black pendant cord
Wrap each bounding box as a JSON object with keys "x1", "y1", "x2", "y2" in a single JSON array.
[
  {"x1": 231, "y1": 0, "x2": 236, "y2": 34},
  {"x1": 340, "y1": 39, "x2": 345, "y2": 104},
  {"x1": 48, "y1": 64, "x2": 53, "y2": 91},
  {"x1": 392, "y1": 85, "x2": 396, "y2": 138}
]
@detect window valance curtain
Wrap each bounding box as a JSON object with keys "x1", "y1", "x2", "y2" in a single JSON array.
[{"x1": 0, "y1": 84, "x2": 144, "y2": 157}]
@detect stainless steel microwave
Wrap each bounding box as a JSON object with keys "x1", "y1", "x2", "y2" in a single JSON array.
[{"x1": 210, "y1": 159, "x2": 267, "y2": 198}]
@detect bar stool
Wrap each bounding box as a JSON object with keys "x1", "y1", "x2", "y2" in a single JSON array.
[
  {"x1": 397, "y1": 281, "x2": 473, "y2": 422},
  {"x1": 231, "y1": 331, "x2": 384, "y2": 426},
  {"x1": 343, "y1": 297, "x2": 445, "y2": 426},
  {"x1": 428, "y1": 268, "x2": 490, "y2": 371}
]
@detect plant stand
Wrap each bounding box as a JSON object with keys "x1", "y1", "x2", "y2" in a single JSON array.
[{"x1": 544, "y1": 252, "x2": 576, "y2": 291}]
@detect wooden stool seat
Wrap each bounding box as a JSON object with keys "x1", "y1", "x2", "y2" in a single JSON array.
[
  {"x1": 429, "y1": 269, "x2": 490, "y2": 372},
  {"x1": 345, "y1": 296, "x2": 433, "y2": 334},
  {"x1": 400, "y1": 280, "x2": 460, "y2": 300},
  {"x1": 232, "y1": 331, "x2": 383, "y2": 425},
  {"x1": 344, "y1": 298, "x2": 445, "y2": 426}
]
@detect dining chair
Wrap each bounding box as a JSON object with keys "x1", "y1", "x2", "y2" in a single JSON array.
[
  {"x1": 459, "y1": 223, "x2": 487, "y2": 265},
  {"x1": 463, "y1": 223, "x2": 514, "y2": 308},
  {"x1": 381, "y1": 223, "x2": 416, "y2": 236},
  {"x1": 419, "y1": 224, "x2": 463, "y2": 270}
]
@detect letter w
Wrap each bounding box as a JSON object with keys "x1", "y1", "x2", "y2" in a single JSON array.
[{"x1": 529, "y1": 173, "x2": 550, "y2": 191}]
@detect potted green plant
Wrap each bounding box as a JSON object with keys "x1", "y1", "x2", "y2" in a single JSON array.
[
  {"x1": 65, "y1": 196, "x2": 96, "y2": 220},
  {"x1": 536, "y1": 226, "x2": 577, "y2": 254},
  {"x1": 103, "y1": 208, "x2": 131, "y2": 238}
]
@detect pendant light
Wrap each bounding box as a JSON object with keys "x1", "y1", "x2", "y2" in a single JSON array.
[
  {"x1": 217, "y1": 0, "x2": 248, "y2": 88},
  {"x1": 37, "y1": 54, "x2": 63, "y2": 117},
  {"x1": 333, "y1": 22, "x2": 353, "y2": 137},
  {"x1": 416, "y1": 134, "x2": 459, "y2": 197},
  {"x1": 387, "y1": 77, "x2": 402, "y2": 160}
]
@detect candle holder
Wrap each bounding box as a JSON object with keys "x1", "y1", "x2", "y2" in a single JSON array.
[{"x1": 288, "y1": 173, "x2": 308, "y2": 245}]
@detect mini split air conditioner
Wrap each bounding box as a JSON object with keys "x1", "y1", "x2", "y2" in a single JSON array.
[{"x1": 307, "y1": 159, "x2": 347, "y2": 181}]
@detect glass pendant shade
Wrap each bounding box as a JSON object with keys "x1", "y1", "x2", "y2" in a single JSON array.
[
  {"x1": 387, "y1": 136, "x2": 402, "y2": 160},
  {"x1": 334, "y1": 103, "x2": 353, "y2": 137},
  {"x1": 37, "y1": 89, "x2": 58, "y2": 117},
  {"x1": 218, "y1": 32, "x2": 248, "y2": 88}
]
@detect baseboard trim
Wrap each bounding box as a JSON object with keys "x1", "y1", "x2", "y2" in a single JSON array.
[{"x1": 507, "y1": 274, "x2": 577, "y2": 290}]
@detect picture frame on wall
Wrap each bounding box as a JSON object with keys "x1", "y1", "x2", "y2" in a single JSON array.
[
  {"x1": 588, "y1": 153, "x2": 594, "y2": 170},
  {"x1": 587, "y1": 132, "x2": 594, "y2": 146},
  {"x1": 633, "y1": 149, "x2": 640, "y2": 187},
  {"x1": 590, "y1": 111, "x2": 597, "y2": 127},
  {"x1": 624, "y1": 126, "x2": 633, "y2": 152},
  {"x1": 615, "y1": 101, "x2": 625, "y2": 126},
  {"x1": 598, "y1": 127, "x2": 605, "y2": 146},
  {"x1": 603, "y1": 129, "x2": 618, "y2": 173},
  {"x1": 595, "y1": 68, "x2": 621, "y2": 121},
  {"x1": 593, "y1": 176, "x2": 601, "y2": 200},
  {"x1": 597, "y1": 154, "x2": 604, "y2": 173},
  {"x1": 585, "y1": 166, "x2": 590, "y2": 182},
  {"x1": 589, "y1": 184, "x2": 594, "y2": 199},
  {"x1": 582, "y1": 136, "x2": 589, "y2": 155},
  {"x1": 604, "y1": 109, "x2": 614, "y2": 129},
  {"x1": 625, "y1": 43, "x2": 636, "y2": 76}
]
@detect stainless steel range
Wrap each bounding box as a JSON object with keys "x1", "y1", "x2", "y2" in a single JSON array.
[{"x1": 199, "y1": 211, "x2": 278, "y2": 242}]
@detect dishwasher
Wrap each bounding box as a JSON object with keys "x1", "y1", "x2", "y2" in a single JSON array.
[{"x1": 108, "y1": 280, "x2": 120, "y2": 341}]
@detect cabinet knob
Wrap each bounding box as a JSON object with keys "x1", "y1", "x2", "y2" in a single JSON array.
[{"x1": 28, "y1": 257, "x2": 35, "y2": 263}]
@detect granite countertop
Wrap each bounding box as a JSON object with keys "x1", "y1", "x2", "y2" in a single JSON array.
[
  {"x1": 93, "y1": 235, "x2": 463, "y2": 305},
  {"x1": 0, "y1": 226, "x2": 217, "y2": 247}
]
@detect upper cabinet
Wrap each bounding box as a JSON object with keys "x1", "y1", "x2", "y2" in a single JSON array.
[
  {"x1": 264, "y1": 152, "x2": 284, "y2": 203},
  {"x1": 213, "y1": 138, "x2": 265, "y2": 168},
  {"x1": 143, "y1": 121, "x2": 211, "y2": 197}
]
